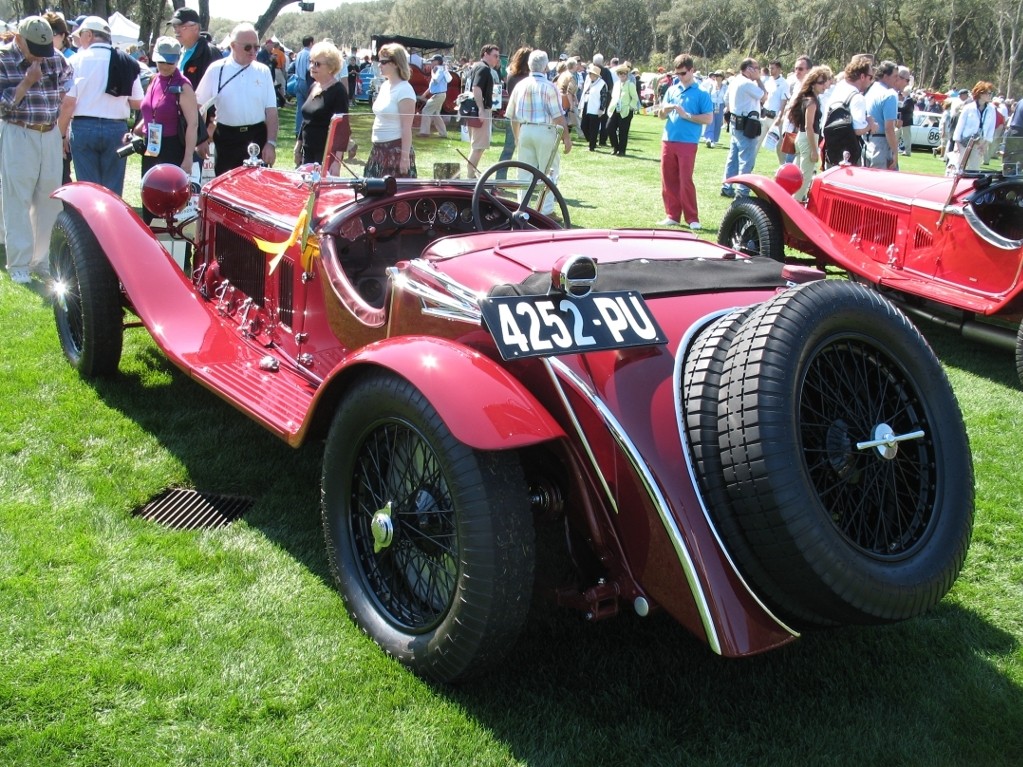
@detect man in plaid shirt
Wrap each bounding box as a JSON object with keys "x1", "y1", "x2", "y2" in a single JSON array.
[
  {"x1": 504, "y1": 49, "x2": 572, "y2": 214},
  {"x1": 0, "y1": 16, "x2": 73, "y2": 284}
]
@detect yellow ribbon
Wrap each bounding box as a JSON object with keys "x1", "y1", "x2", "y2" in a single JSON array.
[{"x1": 253, "y1": 185, "x2": 320, "y2": 274}]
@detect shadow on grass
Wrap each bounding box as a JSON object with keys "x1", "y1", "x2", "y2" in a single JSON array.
[{"x1": 88, "y1": 337, "x2": 1021, "y2": 767}]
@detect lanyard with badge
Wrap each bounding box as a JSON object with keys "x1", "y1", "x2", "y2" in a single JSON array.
[{"x1": 200, "y1": 63, "x2": 251, "y2": 116}]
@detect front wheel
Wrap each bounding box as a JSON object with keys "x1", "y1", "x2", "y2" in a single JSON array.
[
  {"x1": 717, "y1": 197, "x2": 784, "y2": 261},
  {"x1": 322, "y1": 371, "x2": 535, "y2": 683},
  {"x1": 49, "y1": 208, "x2": 124, "y2": 377}
]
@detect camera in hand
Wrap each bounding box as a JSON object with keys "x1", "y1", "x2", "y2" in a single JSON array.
[{"x1": 117, "y1": 135, "x2": 146, "y2": 158}]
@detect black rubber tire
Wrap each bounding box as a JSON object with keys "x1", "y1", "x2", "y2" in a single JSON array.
[
  {"x1": 472, "y1": 160, "x2": 570, "y2": 231},
  {"x1": 49, "y1": 208, "x2": 124, "y2": 377},
  {"x1": 1015, "y1": 319, "x2": 1023, "y2": 388},
  {"x1": 714, "y1": 279, "x2": 973, "y2": 628},
  {"x1": 717, "y1": 197, "x2": 785, "y2": 262},
  {"x1": 321, "y1": 371, "x2": 535, "y2": 683},
  {"x1": 683, "y1": 302, "x2": 821, "y2": 626}
]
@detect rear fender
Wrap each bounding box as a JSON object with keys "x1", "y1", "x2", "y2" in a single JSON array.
[
  {"x1": 725, "y1": 174, "x2": 850, "y2": 265},
  {"x1": 333, "y1": 337, "x2": 565, "y2": 451}
]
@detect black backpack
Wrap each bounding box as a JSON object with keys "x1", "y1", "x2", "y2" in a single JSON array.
[{"x1": 822, "y1": 92, "x2": 863, "y2": 167}]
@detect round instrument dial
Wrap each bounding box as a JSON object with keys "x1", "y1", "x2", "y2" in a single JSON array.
[
  {"x1": 370, "y1": 207, "x2": 388, "y2": 225},
  {"x1": 391, "y1": 201, "x2": 412, "y2": 225},
  {"x1": 460, "y1": 207, "x2": 474, "y2": 224},
  {"x1": 415, "y1": 197, "x2": 437, "y2": 223},
  {"x1": 437, "y1": 201, "x2": 459, "y2": 225}
]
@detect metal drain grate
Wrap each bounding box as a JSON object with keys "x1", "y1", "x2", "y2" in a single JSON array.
[{"x1": 134, "y1": 488, "x2": 254, "y2": 530}]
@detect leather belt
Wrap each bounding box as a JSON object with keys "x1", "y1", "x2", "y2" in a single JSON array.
[{"x1": 5, "y1": 119, "x2": 56, "y2": 133}]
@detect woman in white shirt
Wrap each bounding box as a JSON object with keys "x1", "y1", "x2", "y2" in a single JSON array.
[
  {"x1": 953, "y1": 81, "x2": 996, "y2": 172},
  {"x1": 366, "y1": 43, "x2": 416, "y2": 177}
]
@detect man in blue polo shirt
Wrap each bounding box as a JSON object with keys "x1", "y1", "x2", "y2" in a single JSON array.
[{"x1": 657, "y1": 53, "x2": 712, "y2": 230}]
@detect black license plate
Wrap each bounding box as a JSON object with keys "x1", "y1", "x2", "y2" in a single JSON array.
[{"x1": 479, "y1": 291, "x2": 667, "y2": 360}]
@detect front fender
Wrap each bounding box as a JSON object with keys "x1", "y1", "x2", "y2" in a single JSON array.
[
  {"x1": 338, "y1": 336, "x2": 565, "y2": 451},
  {"x1": 52, "y1": 183, "x2": 210, "y2": 347},
  {"x1": 724, "y1": 173, "x2": 850, "y2": 265}
]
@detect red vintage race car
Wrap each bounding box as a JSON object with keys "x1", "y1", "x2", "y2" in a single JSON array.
[
  {"x1": 48, "y1": 116, "x2": 973, "y2": 683},
  {"x1": 718, "y1": 137, "x2": 1023, "y2": 386}
]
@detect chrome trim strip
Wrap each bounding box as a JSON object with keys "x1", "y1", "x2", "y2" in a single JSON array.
[
  {"x1": 386, "y1": 259, "x2": 482, "y2": 325},
  {"x1": 541, "y1": 360, "x2": 619, "y2": 517},
  {"x1": 673, "y1": 309, "x2": 800, "y2": 638},
  {"x1": 964, "y1": 204, "x2": 1023, "y2": 250},
  {"x1": 547, "y1": 356, "x2": 722, "y2": 654}
]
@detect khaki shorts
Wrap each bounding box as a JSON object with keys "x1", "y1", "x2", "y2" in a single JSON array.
[{"x1": 469, "y1": 110, "x2": 492, "y2": 150}]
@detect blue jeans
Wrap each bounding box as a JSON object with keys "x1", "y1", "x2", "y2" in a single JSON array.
[
  {"x1": 704, "y1": 108, "x2": 724, "y2": 144},
  {"x1": 722, "y1": 129, "x2": 759, "y2": 196},
  {"x1": 70, "y1": 117, "x2": 129, "y2": 196}
]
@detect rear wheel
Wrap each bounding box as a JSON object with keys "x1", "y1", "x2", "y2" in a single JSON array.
[
  {"x1": 322, "y1": 371, "x2": 535, "y2": 682},
  {"x1": 1016, "y1": 320, "x2": 1023, "y2": 388},
  {"x1": 49, "y1": 208, "x2": 123, "y2": 377},
  {"x1": 717, "y1": 197, "x2": 784, "y2": 261},
  {"x1": 713, "y1": 280, "x2": 973, "y2": 627}
]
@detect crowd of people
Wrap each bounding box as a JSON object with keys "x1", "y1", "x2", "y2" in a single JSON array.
[{"x1": 4, "y1": 10, "x2": 1023, "y2": 286}]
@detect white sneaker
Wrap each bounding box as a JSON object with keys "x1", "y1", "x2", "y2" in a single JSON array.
[
  {"x1": 7, "y1": 268, "x2": 31, "y2": 284},
  {"x1": 658, "y1": 217, "x2": 680, "y2": 227},
  {"x1": 705, "y1": 139, "x2": 712, "y2": 148},
  {"x1": 688, "y1": 221, "x2": 702, "y2": 231}
]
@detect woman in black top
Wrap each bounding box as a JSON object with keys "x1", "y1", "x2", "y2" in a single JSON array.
[{"x1": 294, "y1": 41, "x2": 350, "y2": 166}]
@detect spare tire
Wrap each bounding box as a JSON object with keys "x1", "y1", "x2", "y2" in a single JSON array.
[
  {"x1": 712, "y1": 280, "x2": 973, "y2": 628},
  {"x1": 1015, "y1": 319, "x2": 1022, "y2": 388}
]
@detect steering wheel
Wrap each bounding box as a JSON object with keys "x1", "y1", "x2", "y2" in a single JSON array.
[{"x1": 471, "y1": 161, "x2": 571, "y2": 231}]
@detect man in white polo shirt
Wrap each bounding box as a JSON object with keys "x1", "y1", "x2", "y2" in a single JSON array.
[{"x1": 195, "y1": 23, "x2": 278, "y2": 175}]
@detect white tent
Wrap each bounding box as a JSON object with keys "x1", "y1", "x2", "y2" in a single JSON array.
[{"x1": 108, "y1": 12, "x2": 140, "y2": 49}]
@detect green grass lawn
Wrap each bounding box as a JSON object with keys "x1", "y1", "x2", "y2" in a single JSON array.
[{"x1": 1, "y1": 107, "x2": 1021, "y2": 766}]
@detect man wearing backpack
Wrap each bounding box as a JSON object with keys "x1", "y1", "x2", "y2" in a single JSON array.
[{"x1": 822, "y1": 54, "x2": 877, "y2": 168}]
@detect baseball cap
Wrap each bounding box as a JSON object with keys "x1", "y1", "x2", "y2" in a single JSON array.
[
  {"x1": 169, "y1": 8, "x2": 200, "y2": 26},
  {"x1": 70, "y1": 15, "x2": 87, "y2": 31},
  {"x1": 77, "y1": 16, "x2": 110, "y2": 36},
  {"x1": 18, "y1": 16, "x2": 54, "y2": 57},
  {"x1": 152, "y1": 36, "x2": 182, "y2": 64},
  {"x1": 431, "y1": 54, "x2": 443, "y2": 62}
]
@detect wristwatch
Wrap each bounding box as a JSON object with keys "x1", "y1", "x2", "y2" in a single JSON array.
[{"x1": 267, "y1": 139, "x2": 277, "y2": 147}]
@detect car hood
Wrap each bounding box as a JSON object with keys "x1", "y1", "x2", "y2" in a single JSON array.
[
  {"x1": 815, "y1": 165, "x2": 960, "y2": 206},
  {"x1": 416, "y1": 229, "x2": 758, "y2": 295}
]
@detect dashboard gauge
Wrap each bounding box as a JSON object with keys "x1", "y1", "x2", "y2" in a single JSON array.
[
  {"x1": 460, "y1": 207, "x2": 474, "y2": 224},
  {"x1": 391, "y1": 201, "x2": 412, "y2": 225},
  {"x1": 415, "y1": 197, "x2": 437, "y2": 223},
  {"x1": 370, "y1": 207, "x2": 388, "y2": 225},
  {"x1": 437, "y1": 201, "x2": 459, "y2": 225}
]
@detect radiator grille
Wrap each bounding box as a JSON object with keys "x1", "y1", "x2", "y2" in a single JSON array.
[
  {"x1": 279, "y1": 258, "x2": 294, "y2": 328},
  {"x1": 215, "y1": 223, "x2": 266, "y2": 305}
]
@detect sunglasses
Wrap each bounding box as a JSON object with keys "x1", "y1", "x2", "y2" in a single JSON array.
[
  {"x1": 814, "y1": 79, "x2": 828, "y2": 85},
  {"x1": 310, "y1": 61, "x2": 325, "y2": 67},
  {"x1": 238, "y1": 43, "x2": 257, "y2": 52},
  {"x1": 379, "y1": 58, "x2": 393, "y2": 65},
  {"x1": 675, "y1": 68, "x2": 689, "y2": 74}
]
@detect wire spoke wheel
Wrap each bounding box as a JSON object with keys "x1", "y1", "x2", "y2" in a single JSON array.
[
  {"x1": 351, "y1": 422, "x2": 458, "y2": 631},
  {"x1": 799, "y1": 338, "x2": 934, "y2": 558}
]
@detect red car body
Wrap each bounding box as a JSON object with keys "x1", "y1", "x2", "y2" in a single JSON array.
[
  {"x1": 47, "y1": 120, "x2": 974, "y2": 682},
  {"x1": 722, "y1": 141, "x2": 1023, "y2": 385}
]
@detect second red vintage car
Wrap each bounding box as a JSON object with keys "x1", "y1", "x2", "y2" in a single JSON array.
[
  {"x1": 47, "y1": 116, "x2": 974, "y2": 682},
  {"x1": 719, "y1": 137, "x2": 1023, "y2": 386}
]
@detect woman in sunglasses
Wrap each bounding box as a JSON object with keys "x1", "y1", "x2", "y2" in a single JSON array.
[
  {"x1": 786, "y1": 65, "x2": 833, "y2": 201},
  {"x1": 294, "y1": 41, "x2": 350, "y2": 166},
  {"x1": 365, "y1": 43, "x2": 416, "y2": 178}
]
